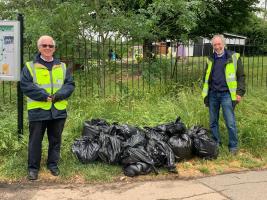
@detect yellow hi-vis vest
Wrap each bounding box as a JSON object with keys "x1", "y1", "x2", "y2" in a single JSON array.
[
  {"x1": 26, "y1": 61, "x2": 68, "y2": 110},
  {"x1": 202, "y1": 53, "x2": 240, "y2": 101}
]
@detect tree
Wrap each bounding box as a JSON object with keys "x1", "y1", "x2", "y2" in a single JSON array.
[
  {"x1": 0, "y1": 0, "x2": 85, "y2": 48},
  {"x1": 190, "y1": 0, "x2": 260, "y2": 39},
  {"x1": 0, "y1": 0, "x2": 261, "y2": 47},
  {"x1": 234, "y1": 13, "x2": 267, "y2": 44}
]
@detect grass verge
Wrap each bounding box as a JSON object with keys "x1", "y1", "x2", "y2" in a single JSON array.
[{"x1": 0, "y1": 86, "x2": 266, "y2": 183}]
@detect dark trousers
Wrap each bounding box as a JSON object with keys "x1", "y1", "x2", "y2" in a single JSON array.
[{"x1": 28, "y1": 118, "x2": 66, "y2": 172}]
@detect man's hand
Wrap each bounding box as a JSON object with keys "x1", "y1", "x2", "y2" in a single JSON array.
[
  {"x1": 236, "y1": 95, "x2": 242, "y2": 103},
  {"x1": 47, "y1": 96, "x2": 53, "y2": 102},
  {"x1": 48, "y1": 94, "x2": 59, "y2": 103}
]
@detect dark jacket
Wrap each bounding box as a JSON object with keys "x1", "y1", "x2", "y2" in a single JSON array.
[
  {"x1": 203, "y1": 49, "x2": 246, "y2": 105},
  {"x1": 20, "y1": 53, "x2": 75, "y2": 121}
]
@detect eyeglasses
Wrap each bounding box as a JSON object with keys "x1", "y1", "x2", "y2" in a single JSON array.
[{"x1": 40, "y1": 44, "x2": 55, "y2": 48}]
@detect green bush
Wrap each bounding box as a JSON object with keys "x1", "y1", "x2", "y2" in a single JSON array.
[{"x1": 0, "y1": 104, "x2": 27, "y2": 155}]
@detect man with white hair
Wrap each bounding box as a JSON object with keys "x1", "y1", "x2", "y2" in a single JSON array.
[
  {"x1": 202, "y1": 34, "x2": 245, "y2": 155},
  {"x1": 20, "y1": 35, "x2": 75, "y2": 180}
]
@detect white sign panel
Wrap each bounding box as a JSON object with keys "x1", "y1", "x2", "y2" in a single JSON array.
[{"x1": 0, "y1": 21, "x2": 20, "y2": 81}]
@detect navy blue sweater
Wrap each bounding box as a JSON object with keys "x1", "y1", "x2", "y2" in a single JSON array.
[
  {"x1": 210, "y1": 51, "x2": 228, "y2": 92},
  {"x1": 20, "y1": 53, "x2": 75, "y2": 121}
]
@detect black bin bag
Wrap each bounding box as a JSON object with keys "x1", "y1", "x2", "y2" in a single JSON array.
[
  {"x1": 146, "y1": 138, "x2": 177, "y2": 173},
  {"x1": 168, "y1": 133, "x2": 193, "y2": 162},
  {"x1": 72, "y1": 136, "x2": 100, "y2": 163},
  {"x1": 188, "y1": 126, "x2": 219, "y2": 160},
  {"x1": 114, "y1": 124, "x2": 140, "y2": 140},
  {"x1": 122, "y1": 131, "x2": 147, "y2": 149},
  {"x1": 123, "y1": 162, "x2": 152, "y2": 177},
  {"x1": 153, "y1": 117, "x2": 186, "y2": 137},
  {"x1": 82, "y1": 119, "x2": 110, "y2": 139},
  {"x1": 121, "y1": 146, "x2": 158, "y2": 176},
  {"x1": 98, "y1": 132, "x2": 122, "y2": 164}
]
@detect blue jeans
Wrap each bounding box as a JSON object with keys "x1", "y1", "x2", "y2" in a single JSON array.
[{"x1": 208, "y1": 90, "x2": 238, "y2": 150}]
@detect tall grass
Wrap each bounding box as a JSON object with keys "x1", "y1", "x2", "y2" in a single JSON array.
[{"x1": 0, "y1": 86, "x2": 266, "y2": 182}]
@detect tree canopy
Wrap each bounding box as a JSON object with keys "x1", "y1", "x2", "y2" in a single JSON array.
[{"x1": 0, "y1": 0, "x2": 263, "y2": 44}]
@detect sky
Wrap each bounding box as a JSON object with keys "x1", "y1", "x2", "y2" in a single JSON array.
[
  {"x1": 256, "y1": 0, "x2": 266, "y2": 18},
  {"x1": 258, "y1": 0, "x2": 266, "y2": 8}
]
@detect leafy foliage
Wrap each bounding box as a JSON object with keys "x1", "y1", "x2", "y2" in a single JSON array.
[
  {"x1": 0, "y1": 0, "x2": 259, "y2": 43},
  {"x1": 190, "y1": 0, "x2": 260, "y2": 38}
]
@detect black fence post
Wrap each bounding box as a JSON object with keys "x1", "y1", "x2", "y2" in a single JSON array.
[{"x1": 17, "y1": 13, "x2": 24, "y2": 140}]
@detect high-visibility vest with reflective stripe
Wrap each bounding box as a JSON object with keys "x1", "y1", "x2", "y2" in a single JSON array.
[
  {"x1": 26, "y1": 61, "x2": 68, "y2": 110},
  {"x1": 202, "y1": 53, "x2": 240, "y2": 101}
]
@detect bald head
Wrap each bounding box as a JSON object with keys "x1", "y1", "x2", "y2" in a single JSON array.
[{"x1": 37, "y1": 35, "x2": 56, "y2": 48}]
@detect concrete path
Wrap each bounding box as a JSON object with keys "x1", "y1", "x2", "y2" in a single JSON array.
[{"x1": 0, "y1": 170, "x2": 266, "y2": 200}]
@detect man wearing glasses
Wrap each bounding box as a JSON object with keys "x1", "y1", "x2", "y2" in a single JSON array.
[{"x1": 20, "y1": 35, "x2": 75, "y2": 180}]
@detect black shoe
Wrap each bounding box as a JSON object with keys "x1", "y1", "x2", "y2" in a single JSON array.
[
  {"x1": 28, "y1": 171, "x2": 38, "y2": 181},
  {"x1": 49, "y1": 168, "x2": 60, "y2": 176}
]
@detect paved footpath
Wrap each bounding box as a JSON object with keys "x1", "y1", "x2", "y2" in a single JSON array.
[{"x1": 0, "y1": 170, "x2": 266, "y2": 200}]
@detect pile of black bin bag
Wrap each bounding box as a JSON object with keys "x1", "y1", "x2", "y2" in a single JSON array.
[{"x1": 72, "y1": 117, "x2": 219, "y2": 177}]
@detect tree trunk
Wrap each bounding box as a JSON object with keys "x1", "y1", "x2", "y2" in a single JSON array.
[{"x1": 143, "y1": 39, "x2": 153, "y2": 60}]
